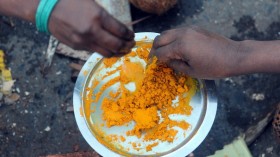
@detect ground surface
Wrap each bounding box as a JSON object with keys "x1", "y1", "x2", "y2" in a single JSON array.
[{"x1": 1, "y1": 0, "x2": 280, "y2": 157}]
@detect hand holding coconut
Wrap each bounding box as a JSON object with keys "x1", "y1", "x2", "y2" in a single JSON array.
[{"x1": 150, "y1": 26, "x2": 280, "y2": 79}]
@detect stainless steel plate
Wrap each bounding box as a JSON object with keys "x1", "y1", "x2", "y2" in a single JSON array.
[{"x1": 73, "y1": 32, "x2": 217, "y2": 157}]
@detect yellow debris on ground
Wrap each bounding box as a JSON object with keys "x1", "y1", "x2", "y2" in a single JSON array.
[{"x1": 0, "y1": 50, "x2": 14, "y2": 95}]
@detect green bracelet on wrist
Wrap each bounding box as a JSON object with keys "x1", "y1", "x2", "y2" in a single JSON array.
[{"x1": 36, "y1": 0, "x2": 59, "y2": 34}]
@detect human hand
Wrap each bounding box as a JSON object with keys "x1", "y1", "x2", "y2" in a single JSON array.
[
  {"x1": 48, "y1": 0, "x2": 135, "y2": 57},
  {"x1": 150, "y1": 26, "x2": 242, "y2": 79}
]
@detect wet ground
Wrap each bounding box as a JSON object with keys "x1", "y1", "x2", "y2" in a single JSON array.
[{"x1": 1, "y1": 0, "x2": 280, "y2": 157}]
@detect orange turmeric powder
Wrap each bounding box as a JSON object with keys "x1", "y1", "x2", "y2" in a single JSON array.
[
  {"x1": 103, "y1": 57, "x2": 118, "y2": 68},
  {"x1": 146, "y1": 142, "x2": 159, "y2": 152},
  {"x1": 131, "y1": 142, "x2": 141, "y2": 151},
  {"x1": 83, "y1": 41, "x2": 197, "y2": 153}
]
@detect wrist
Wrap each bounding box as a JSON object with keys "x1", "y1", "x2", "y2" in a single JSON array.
[
  {"x1": 5, "y1": 0, "x2": 40, "y2": 22},
  {"x1": 23, "y1": 0, "x2": 40, "y2": 22},
  {"x1": 226, "y1": 40, "x2": 251, "y2": 76},
  {"x1": 219, "y1": 40, "x2": 247, "y2": 77},
  {"x1": 36, "y1": 0, "x2": 60, "y2": 33},
  {"x1": 228, "y1": 40, "x2": 280, "y2": 76}
]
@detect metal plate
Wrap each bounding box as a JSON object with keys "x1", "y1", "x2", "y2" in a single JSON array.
[{"x1": 73, "y1": 32, "x2": 217, "y2": 157}]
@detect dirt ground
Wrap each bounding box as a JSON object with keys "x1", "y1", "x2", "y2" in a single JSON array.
[{"x1": 1, "y1": 0, "x2": 280, "y2": 157}]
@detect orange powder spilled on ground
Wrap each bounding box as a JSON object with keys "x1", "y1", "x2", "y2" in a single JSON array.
[{"x1": 83, "y1": 41, "x2": 197, "y2": 153}]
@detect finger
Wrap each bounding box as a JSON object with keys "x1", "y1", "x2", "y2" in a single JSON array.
[
  {"x1": 149, "y1": 40, "x2": 178, "y2": 62},
  {"x1": 88, "y1": 43, "x2": 114, "y2": 58},
  {"x1": 149, "y1": 30, "x2": 178, "y2": 59},
  {"x1": 100, "y1": 10, "x2": 134, "y2": 41},
  {"x1": 168, "y1": 59, "x2": 192, "y2": 75},
  {"x1": 92, "y1": 29, "x2": 135, "y2": 54},
  {"x1": 152, "y1": 30, "x2": 178, "y2": 49}
]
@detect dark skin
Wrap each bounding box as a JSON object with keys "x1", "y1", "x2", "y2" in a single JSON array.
[
  {"x1": 150, "y1": 26, "x2": 280, "y2": 79},
  {"x1": 0, "y1": 0, "x2": 135, "y2": 57},
  {"x1": 1, "y1": 1, "x2": 279, "y2": 79}
]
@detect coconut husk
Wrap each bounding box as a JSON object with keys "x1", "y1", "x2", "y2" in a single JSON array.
[
  {"x1": 273, "y1": 103, "x2": 280, "y2": 142},
  {"x1": 129, "y1": 0, "x2": 177, "y2": 15}
]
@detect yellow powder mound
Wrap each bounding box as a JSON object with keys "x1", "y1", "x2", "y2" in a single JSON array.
[
  {"x1": 133, "y1": 106, "x2": 159, "y2": 130},
  {"x1": 84, "y1": 42, "x2": 196, "y2": 152}
]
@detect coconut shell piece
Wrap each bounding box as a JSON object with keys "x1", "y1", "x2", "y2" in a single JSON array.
[
  {"x1": 273, "y1": 103, "x2": 280, "y2": 142},
  {"x1": 129, "y1": 0, "x2": 177, "y2": 15}
]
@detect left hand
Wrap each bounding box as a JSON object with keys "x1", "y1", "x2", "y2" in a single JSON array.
[{"x1": 48, "y1": 0, "x2": 135, "y2": 57}]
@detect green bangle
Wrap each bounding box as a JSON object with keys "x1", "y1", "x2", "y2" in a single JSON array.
[{"x1": 36, "y1": 0, "x2": 59, "y2": 34}]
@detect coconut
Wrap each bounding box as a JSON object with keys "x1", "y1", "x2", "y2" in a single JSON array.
[{"x1": 129, "y1": 0, "x2": 177, "y2": 15}]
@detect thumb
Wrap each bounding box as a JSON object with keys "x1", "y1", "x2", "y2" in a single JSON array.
[
  {"x1": 149, "y1": 33, "x2": 177, "y2": 59},
  {"x1": 149, "y1": 41, "x2": 181, "y2": 64}
]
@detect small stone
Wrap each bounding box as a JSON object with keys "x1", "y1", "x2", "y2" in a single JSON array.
[
  {"x1": 56, "y1": 71, "x2": 62, "y2": 75},
  {"x1": 251, "y1": 93, "x2": 265, "y2": 101},
  {"x1": 66, "y1": 106, "x2": 74, "y2": 112},
  {"x1": 24, "y1": 110, "x2": 28, "y2": 114},
  {"x1": 12, "y1": 123, "x2": 16, "y2": 128},
  {"x1": 44, "y1": 126, "x2": 51, "y2": 132},
  {"x1": 24, "y1": 91, "x2": 30, "y2": 96},
  {"x1": 266, "y1": 146, "x2": 273, "y2": 153},
  {"x1": 16, "y1": 88, "x2": 20, "y2": 93}
]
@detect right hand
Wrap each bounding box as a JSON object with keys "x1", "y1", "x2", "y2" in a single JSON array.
[
  {"x1": 48, "y1": 0, "x2": 135, "y2": 57},
  {"x1": 150, "y1": 26, "x2": 242, "y2": 79}
]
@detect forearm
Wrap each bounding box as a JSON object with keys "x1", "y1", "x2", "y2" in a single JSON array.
[
  {"x1": 232, "y1": 40, "x2": 280, "y2": 75},
  {"x1": 0, "y1": 0, "x2": 39, "y2": 22}
]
